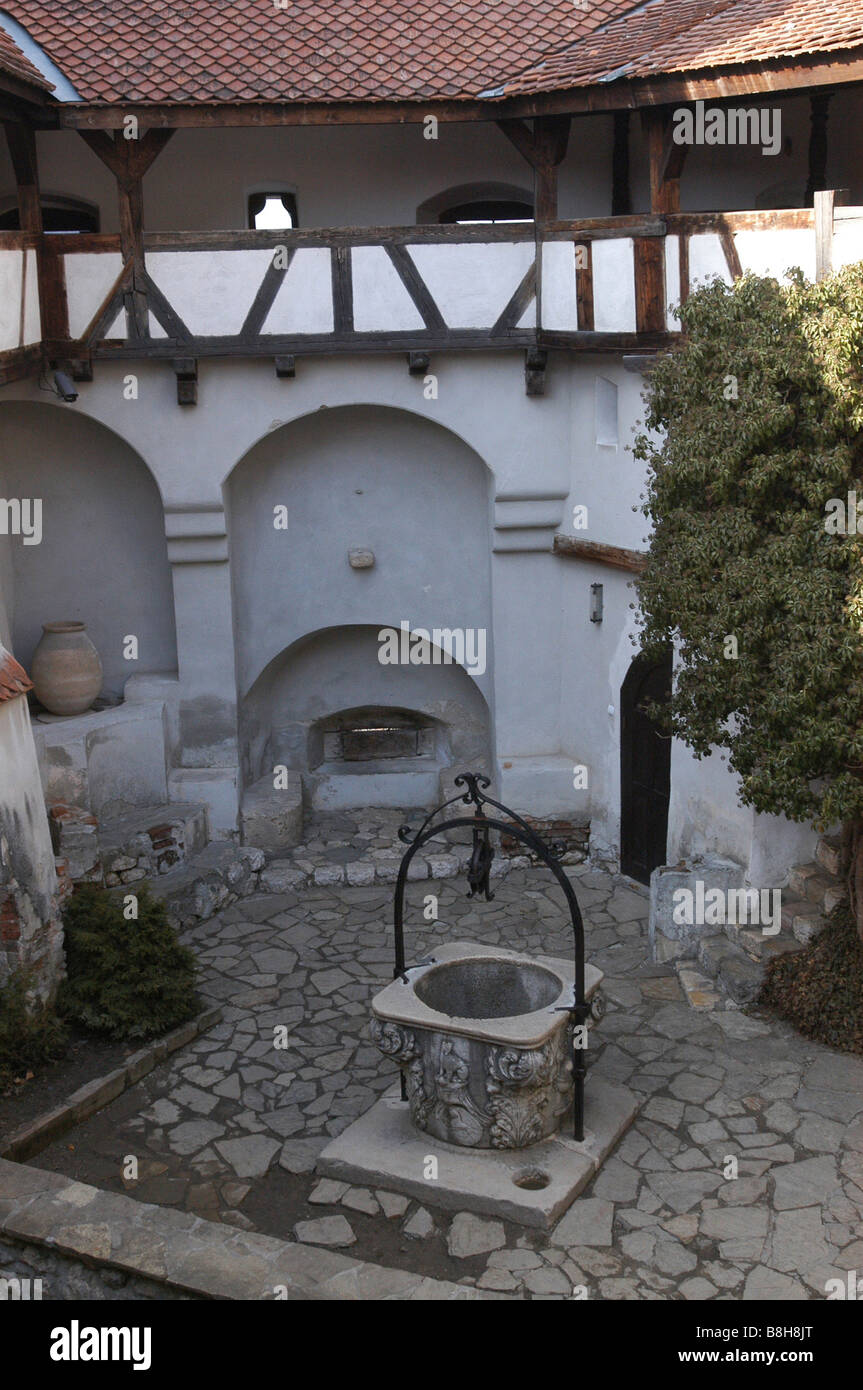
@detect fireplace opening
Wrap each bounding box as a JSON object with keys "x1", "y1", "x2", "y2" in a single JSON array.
[{"x1": 311, "y1": 708, "x2": 439, "y2": 771}]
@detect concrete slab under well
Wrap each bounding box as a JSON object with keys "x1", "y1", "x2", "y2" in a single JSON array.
[{"x1": 317, "y1": 1075, "x2": 639, "y2": 1229}]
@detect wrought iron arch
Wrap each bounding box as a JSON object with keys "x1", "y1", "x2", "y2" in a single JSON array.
[{"x1": 390, "y1": 772, "x2": 595, "y2": 1140}]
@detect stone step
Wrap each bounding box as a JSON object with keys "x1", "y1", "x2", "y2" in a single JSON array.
[
  {"x1": 675, "y1": 962, "x2": 721, "y2": 1011},
  {"x1": 99, "y1": 802, "x2": 209, "y2": 884},
  {"x1": 686, "y1": 933, "x2": 764, "y2": 1006},
  {"x1": 815, "y1": 834, "x2": 842, "y2": 877},
  {"x1": 780, "y1": 896, "x2": 826, "y2": 944},
  {"x1": 789, "y1": 861, "x2": 846, "y2": 913},
  {"x1": 147, "y1": 842, "x2": 265, "y2": 930},
  {"x1": 49, "y1": 800, "x2": 209, "y2": 887},
  {"x1": 260, "y1": 843, "x2": 533, "y2": 892}
]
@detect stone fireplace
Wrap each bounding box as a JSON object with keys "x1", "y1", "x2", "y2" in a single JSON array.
[{"x1": 240, "y1": 625, "x2": 491, "y2": 810}]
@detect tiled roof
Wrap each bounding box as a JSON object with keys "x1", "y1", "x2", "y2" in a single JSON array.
[
  {"x1": 0, "y1": 648, "x2": 33, "y2": 703},
  {"x1": 2, "y1": 0, "x2": 863, "y2": 106},
  {"x1": 0, "y1": 21, "x2": 53, "y2": 92},
  {"x1": 0, "y1": 0, "x2": 632, "y2": 104},
  {"x1": 500, "y1": 0, "x2": 863, "y2": 95}
]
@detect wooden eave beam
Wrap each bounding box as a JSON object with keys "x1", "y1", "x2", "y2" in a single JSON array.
[
  {"x1": 553, "y1": 535, "x2": 647, "y2": 573},
  {"x1": 53, "y1": 48, "x2": 863, "y2": 129}
]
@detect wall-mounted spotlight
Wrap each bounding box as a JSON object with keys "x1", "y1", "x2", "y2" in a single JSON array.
[
  {"x1": 52, "y1": 370, "x2": 78, "y2": 403},
  {"x1": 590, "y1": 583, "x2": 604, "y2": 624}
]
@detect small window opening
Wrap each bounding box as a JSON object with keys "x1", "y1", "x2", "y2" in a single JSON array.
[
  {"x1": 0, "y1": 195, "x2": 99, "y2": 232},
  {"x1": 248, "y1": 192, "x2": 298, "y2": 230},
  {"x1": 438, "y1": 199, "x2": 533, "y2": 225}
]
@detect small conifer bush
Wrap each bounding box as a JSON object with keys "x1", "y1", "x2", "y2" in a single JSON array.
[
  {"x1": 0, "y1": 969, "x2": 68, "y2": 1091},
  {"x1": 59, "y1": 883, "x2": 197, "y2": 1039}
]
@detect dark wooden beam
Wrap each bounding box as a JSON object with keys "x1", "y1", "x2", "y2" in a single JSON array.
[
  {"x1": 525, "y1": 347, "x2": 547, "y2": 396},
  {"x1": 43, "y1": 326, "x2": 668, "y2": 362},
  {"x1": 173, "y1": 357, "x2": 198, "y2": 405},
  {"x1": 78, "y1": 129, "x2": 176, "y2": 342},
  {"x1": 496, "y1": 118, "x2": 537, "y2": 164},
  {"x1": 3, "y1": 120, "x2": 41, "y2": 231},
  {"x1": 498, "y1": 115, "x2": 570, "y2": 224},
  {"x1": 576, "y1": 242, "x2": 594, "y2": 331},
  {"x1": 78, "y1": 128, "x2": 176, "y2": 180},
  {"x1": 643, "y1": 107, "x2": 686, "y2": 214},
  {"x1": 634, "y1": 236, "x2": 667, "y2": 334},
  {"x1": 804, "y1": 92, "x2": 830, "y2": 206},
  {"x1": 553, "y1": 535, "x2": 647, "y2": 572},
  {"x1": 2, "y1": 122, "x2": 72, "y2": 342},
  {"x1": 611, "y1": 112, "x2": 631, "y2": 216},
  {"x1": 0, "y1": 343, "x2": 42, "y2": 386},
  {"x1": 274, "y1": 355, "x2": 296, "y2": 378}
]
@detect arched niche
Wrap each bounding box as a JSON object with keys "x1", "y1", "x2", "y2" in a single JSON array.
[
  {"x1": 0, "y1": 402, "x2": 177, "y2": 699},
  {"x1": 225, "y1": 403, "x2": 494, "y2": 703}
]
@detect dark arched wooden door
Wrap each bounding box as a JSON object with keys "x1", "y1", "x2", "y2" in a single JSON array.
[{"x1": 620, "y1": 652, "x2": 672, "y2": 884}]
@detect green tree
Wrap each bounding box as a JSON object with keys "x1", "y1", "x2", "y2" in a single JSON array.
[{"x1": 633, "y1": 265, "x2": 863, "y2": 937}]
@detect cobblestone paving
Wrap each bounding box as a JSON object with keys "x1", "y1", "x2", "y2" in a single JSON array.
[{"x1": 32, "y1": 859, "x2": 863, "y2": 1300}]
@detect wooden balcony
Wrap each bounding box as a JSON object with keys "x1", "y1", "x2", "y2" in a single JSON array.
[{"x1": 2, "y1": 201, "x2": 862, "y2": 391}]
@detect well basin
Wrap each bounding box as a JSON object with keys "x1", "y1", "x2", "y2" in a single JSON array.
[{"x1": 370, "y1": 941, "x2": 603, "y2": 1150}]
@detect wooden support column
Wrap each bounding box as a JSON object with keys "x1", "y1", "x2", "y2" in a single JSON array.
[
  {"x1": 611, "y1": 111, "x2": 632, "y2": 216},
  {"x1": 533, "y1": 115, "x2": 571, "y2": 226},
  {"x1": 497, "y1": 115, "x2": 570, "y2": 357},
  {"x1": 814, "y1": 187, "x2": 847, "y2": 283},
  {"x1": 805, "y1": 93, "x2": 830, "y2": 206},
  {"x1": 637, "y1": 108, "x2": 685, "y2": 334},
  {"x1": 3, "y1": 119, "x2": 69, "y2": 343},
  {"x1": 78, "y1": 128, "x2": 175, "y2": 340},
  {"x1": 643, "y1": 106, "x2": 686, "y2": 214},
  {"x1": 496, "y1": 114, "x2": 570, "y2": 225},
  {"x1": 3, "y1": 120, "x2": 40, "y2": 230}
]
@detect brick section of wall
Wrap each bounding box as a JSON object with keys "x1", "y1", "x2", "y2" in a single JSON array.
[
  {"x1": 500, "y1": 817, "x2": 589, "y2": 862},
  {"x1": 0, "y1": 892, "x2": 21, "y2": 945}
]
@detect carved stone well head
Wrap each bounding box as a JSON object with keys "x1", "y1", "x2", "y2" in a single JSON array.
[{"x1": 371, "y1": 941, "x2": 603, "y2": 1150}]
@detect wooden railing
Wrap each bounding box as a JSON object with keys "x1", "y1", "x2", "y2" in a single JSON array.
[{"x1": 2, "y1": 204, "x2": 862, "y2": 389}]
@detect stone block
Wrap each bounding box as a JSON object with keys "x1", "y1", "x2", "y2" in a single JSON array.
[
  {"x1": 649, "y1": 858, "x2": 744, "y2": 963},
  {"x1": 317, "y1": 1075, "x2": 638, "y2": 1230},
  {"x1": 169, "y1": 767, "x2": 239, "y2": 839},
  {"x1": 240, "y1": 772, "x2": 303, "y2": 852}
]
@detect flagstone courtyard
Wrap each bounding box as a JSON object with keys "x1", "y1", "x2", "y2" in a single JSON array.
[{"x1": 23, "y1": 856, "x2": 863, "y2": 1300}]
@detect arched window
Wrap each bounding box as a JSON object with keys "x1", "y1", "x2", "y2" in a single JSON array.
[
  {"x1": 0, "y1": 194, "x2": 99, "y2": 232},
  {"x1": 417, "y1": 183, "x2": 534, "y2": 226},
  {"x1": 248, "y1": 191, "x2": 298, "y2": 230}
]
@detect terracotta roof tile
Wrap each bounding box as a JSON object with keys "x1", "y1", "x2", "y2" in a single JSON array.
[
  {"x1": 500, "y1": 0, "x2": 863, "y2": 95},
  {"x1": 0, "y1": 20, "x2": 53, "y2": 91},
  {"x1": 0, "y1": 0, "x2": 632, "y2": 103},
  {"x1": 2, "y1": 0, "x2": 863, "y2": 106},
  {"x1": 0, "y1": 648, "x2": 33, "y2": 703}
]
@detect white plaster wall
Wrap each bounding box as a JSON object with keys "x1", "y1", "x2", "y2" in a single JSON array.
[
  {"x1": 0, "y1": 402, "x2": 178, "y2": 699},
  {"x1": 225, "y1": 403, "x2": 494, "y2": 699},
  {"x1": 0, "y1": 249, "x2": 24, "y2": 349}
]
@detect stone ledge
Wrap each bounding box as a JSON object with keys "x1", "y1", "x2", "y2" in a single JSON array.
[
  {"x1": 0, "y1": 1006, "x2": 223, "y2": 1163},
  {"x1": 0, "y1": 1159, "x2": 496, "y2": 1301}
]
